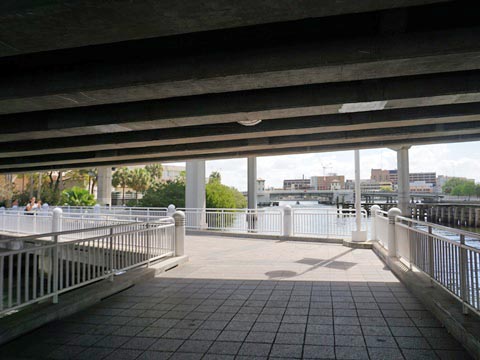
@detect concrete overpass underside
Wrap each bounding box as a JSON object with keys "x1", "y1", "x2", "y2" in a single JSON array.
[{"x1": 1, "y1": 0, "x2": 480, "y2": 172}]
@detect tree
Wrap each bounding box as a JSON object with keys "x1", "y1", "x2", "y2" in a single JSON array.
[
  {"x1": 461, "y1": 181, "x2": 476, "y2": 200},
  {"x1": 127, "y1": 168, "x2": 151, "y2": 204},
  {"x1": 442, "y1": 178, "x2": 466, "y2": 194},
  {"x1": 61, "y1": 187, "x2": 96, "y2": 206},
  {"x1": 476, "y1": 184, "x2": 480, "y2": 199},
  {"x1": 145, "y1": 163, "x2": 163, "y2": 183},
  {"x1": 141, "y1": 178, "x2": 186, "y2": 207},
  {"x1": 112, "y1": 167, "x2": 131, "y2": 205},
  {"x1": 379, "y1": 185, "x2": 393, "y2": 192},
  {"x1": 208, "y1": 171, "x2": 221, "y2": 184}
]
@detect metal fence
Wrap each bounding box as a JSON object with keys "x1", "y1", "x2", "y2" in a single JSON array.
[
  {"x1": 179, "y1": 207, "x2": 366, "y2": 239},
  {"x1": 0, "y1": 220, "x2": 175, "y2": 315},
  {"x1": 179, "y1": 208, "x2": 284, "y2": 235},
  {"x1": 373, "y1": 210, "x2": 480, "y2": 314},
  {"x1": 292, "y1": 208, "x2": 367, "y2": 238}
]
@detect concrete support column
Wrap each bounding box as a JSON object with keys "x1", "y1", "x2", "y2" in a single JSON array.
[
  {"x1": 96, "y1": 166, "x2": 112, "y2": 206},
  {"x1": 186, "y1": 160, "x2": 207, "y2": 228},
  {"x1": 475, "y1": 209, "x2": 480, "y2": 228},
  {"x1": 468, "y1": 208, "x2": 474, "y2": 227},
  {"x1": 247, "y1": 157, "x2": 257, "y2": 210},
  {"x1": 395, "y1": 146, "x2": 411, "y2": 216},
  {"x1": 352, "y1": 150, "x2": 367, "y2": 242},
  {"x1": 172, "y1": 211, "x2": 185, "y2": 256},
  {"x1": 387, "y1": 207, "x2": 402, "y2": 258}
]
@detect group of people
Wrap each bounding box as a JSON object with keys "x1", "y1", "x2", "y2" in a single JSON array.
[{"x1": 9, "y1": 197, "x2": 43, "y2": 213}]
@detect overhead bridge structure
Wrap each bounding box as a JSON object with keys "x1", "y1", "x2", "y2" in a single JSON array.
[{"x1": 1, "y1": 0, "x2": 480, "y2": 172}]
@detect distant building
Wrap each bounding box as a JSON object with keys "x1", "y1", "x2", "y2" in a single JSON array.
[
  {"x1": 410, "y1": 181, "x2": 433, "y2": 193},
  {"x1": 161, "y1": 165, "x2": 185, "y2": 181},
  {"x1": 256, "y1": 179, "x2": 265, "y2": 192},
  {"x1": 371, "y1": 169, "x2": 390, "y2": 182},
  {"x1": 379, "y1": 169, "x2": 437, "y2": 186},
  {"x1": 283, "y1": 179, "x2": 311, "y2": 190},
  {"x1": 311, "y1": 175, "x2": 345, "y2": 190}
]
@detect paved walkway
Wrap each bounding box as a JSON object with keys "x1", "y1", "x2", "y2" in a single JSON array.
[{"x1": 0, "y1": 235, "x2": 472, "y2": 359}]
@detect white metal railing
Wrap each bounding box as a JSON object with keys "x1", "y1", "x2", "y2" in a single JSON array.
[
  {"x1": 179, "y1": 208, "x2": 283, "y2": 235},
  {"x1": 292, "y1": 208, "x2": 367, "y2": 238},
  {"x1": 0, "y1": 220, "x2": 175, "y2": 315},
  {"x1": 59, "y1": 206, "x2": 168, "y2": 217},
  {"x1": 373, "y1": 209, "x2": 480, "y2": 314},
  {"x1": 0, "y1": 209, "x2": 171, "y2": 241},
  {"x1": 179, "y1": 207, "x2": 367, "y2": 239},
  {"x1": 375, "y1": 210, "x2": 389, "y2": 248}
]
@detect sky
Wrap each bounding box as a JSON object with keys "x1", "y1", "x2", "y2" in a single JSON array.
[{"x1": 166, "y1": 141, "x2": 480, "y2": 191}]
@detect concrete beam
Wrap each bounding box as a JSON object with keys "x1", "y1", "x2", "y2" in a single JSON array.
[
  {"x1": 2, "y1": 26, "x2": 479, "y2": 114},
  {"x1": 0, "y1": 102, "x2": 479, "y2": 158},
  {"x1": 1, "y1": 132, "x2": 478, "y2": 174},
  {"x1": 2, "y1": 70, "x2": 480, "y2": 143},
  {"x1": 0, "y1": 0, "x2": 449, "y2": 57},
  {"x1": 1, "y1": 121, "x2": 479, "y2": 171}
]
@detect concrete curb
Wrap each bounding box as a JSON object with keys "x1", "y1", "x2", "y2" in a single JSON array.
[
  {"x1": 0, "y1": 255, "x2": 188, "y2": 346},
  {"x1": 186, "y1": 230, "x2": 343, "y2": 244},
  {"x1": 372, "y1": 241, "x2": 480, "y2": 359}
]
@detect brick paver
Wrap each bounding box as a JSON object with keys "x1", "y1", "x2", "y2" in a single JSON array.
[{"x1": 0, "y1": 235, "x2": 473, "y2": 359}]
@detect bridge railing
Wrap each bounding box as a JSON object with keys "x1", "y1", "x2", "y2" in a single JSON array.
[
  {"x1": 372, "y1": 209, "x2": 480, "y2": 314},
  {"x1": 0, "y1": 220, "x2": 175, "y2": 315}
]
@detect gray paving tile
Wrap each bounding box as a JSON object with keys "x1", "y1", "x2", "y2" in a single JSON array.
[
  {"x1": 335, "y1": 335, "x2": 365, "y2": 347},
  {"x1": 207, "y1": 341, "x2": 242, "y2": 355},
  {"x1": 335, "y1": 345, "x2": 369, "y2": 359},
  {"x1": 216, "y1": 330, "x2": 248, "y2": 342},
  {"x1": 245, "y1": 331, "x2": 276, "y2": 343},
  {"x1": 177, "y1": 339, "x2": 213, "y2": 353},
  {"x1": 303, "y1": 345, "x2": 335, "y2": 359},
  {"x1": 275, "y1": 332, "x2": 305, "y2": 344},
  {"x1": 396, "y1": 336, "x2": 431, "y2": 349},
  {"x1": 121, "y1": 336, "x2": 158, "y2": 350},
  {"x1": 402, "y1": 349, "x2": 439, "y2": 360},
  {"x1": 135, "y1": 351, "x2": 173, "y2": 360},
  {"x1": 237, "y1": 342, "x2": 272, "y2": 356},
  {"x1": 390, "y1": 326, "x2": 422, "y2": 337},
  {"x1": 103, "y1": 348, "x2": 143, "y2": 360},
  {"x1": 334, "y1": 325, "x2": 363, "y2": 335},
  {"x1": 94, "y1": 335, "x2": 131, "y2": 348},
  {"x1": 367, "y1": 346, "x2": 405, "y2": 360},
  {"x1": 150, "y1": 338, "x2": 184, "y2": 352},
  {"x1": 364, "y1": 335, "x2": 398, "y2": 348},
  {"x1": 74, "y1": 346, "x2": 114, "y2": 360},
  {"x1": 305, "y1": 333, "x2": 334, "y2": 346},
  {"x1": 270, "y1": 344, "x2": 303, "y2": 358}
]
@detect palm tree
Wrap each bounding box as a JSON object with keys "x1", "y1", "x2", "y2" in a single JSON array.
[
  {"x1": 112, "y1": 167, "x2": 132, "y2": 205},
  {"x1": 127, "y1": 168, "x2": 151, "y2": 204},
  {"x1": 145, "y1": 163, "x2": 163, "y2": 183}
]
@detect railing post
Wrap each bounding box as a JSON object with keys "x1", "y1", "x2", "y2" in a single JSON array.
[
  {"x1": 146, "y1": 225, "x2": 151, "y2": 268},
  {"x1": 172, "y1": 211, "x2": 185, "y2": 256},
  {"x1": 387, "y1": 207, "x2": 402, "y2": 258},
  {"x1": 428, "y1": 226, "x2": 434, "y2": 277},
  {"x1": 52, "y1": 208, "x2": 63, "y2": 233},
  {"x1": 109, "y1": 227, "x2": 115, "y2": 281},
  {"x1": 459, "y1": 234, "x2": 469, "y2": 314},
  {"x1": 0, "y1": 207, "x2": 5, "y2": 231},
  {"x1": 370, "y1": 205, "x2": 381, "y2": 241},
  {"x1": 283, "y1": 205, "x2": 293, "y2": 237},
  {"x1": 51, "y1": 208, "x2": 62, "y2": 304},
  {"x1": 52, "y1": 234, "x2": 59, "y2": 304}
]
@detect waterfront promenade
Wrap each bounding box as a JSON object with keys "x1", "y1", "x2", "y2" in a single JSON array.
[{"x1": 0, "y1": 235, "x2": 471, "y2": 359}]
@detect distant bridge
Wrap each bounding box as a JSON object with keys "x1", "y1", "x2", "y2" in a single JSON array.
[{"x1": 249, "y1": 190, "x2": 443, "y2": 204}]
